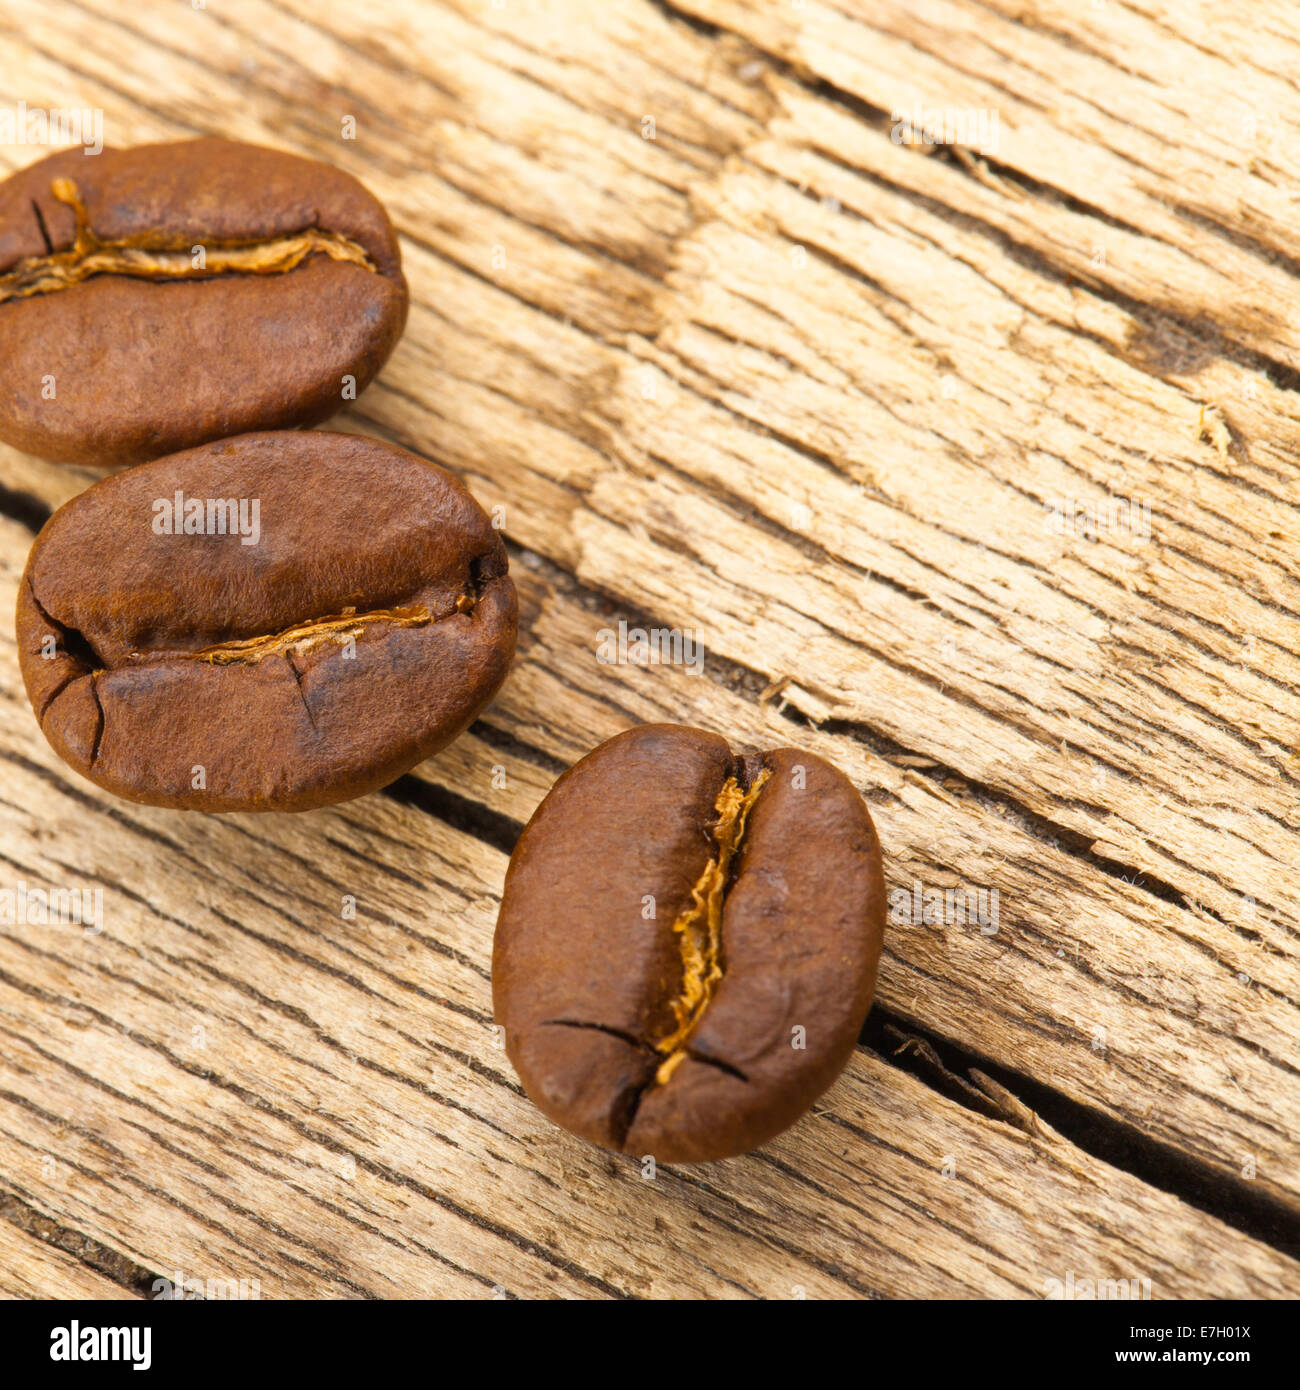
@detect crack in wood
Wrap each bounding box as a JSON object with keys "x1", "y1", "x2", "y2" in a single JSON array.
[
  {"x1": 0, "y1": 1188, "x2": 158, "y2": 1298},
  {"x1": 863, "y1": 1010, "x2": 1300, "y2": 1259}
]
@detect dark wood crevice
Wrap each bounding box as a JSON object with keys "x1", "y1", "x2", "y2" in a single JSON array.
[
  {"x1": 863, "y1": 1009, "x2": 1300, "y2": 1262},
  {"x1": 0, "y1": 482, "x2": 51, "y2": 534},
  {"x1": 0, "y1": 1186, "x2": 158, "y2": 1298},
  {"x1": 381, "y1": 774, "x2": 523, "y2": 857}
]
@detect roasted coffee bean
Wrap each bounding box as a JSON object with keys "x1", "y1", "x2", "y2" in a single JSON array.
[
  {"x1": 16, "y1": 431, "x2": 516, "y2": 812},
  {"x1": 493, "y1": 724, "x2": 886, "y2": 1163},
  {"x1": 0, "y1": 139, "x2": 408, "y2": 467}
]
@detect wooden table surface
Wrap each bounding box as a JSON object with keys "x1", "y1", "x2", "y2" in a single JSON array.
[{"x1": 0, "y1": 0, "x2": 1297, "y2": 1299}]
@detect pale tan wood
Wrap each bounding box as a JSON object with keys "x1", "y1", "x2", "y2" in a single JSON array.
[
  {"x1": 0, "y1": 1215, "x2": 138, "y2": 1300},
  {"x1": 0, "y1": 0, "x2": 1297, "y2": 1297},
  {"x1": 671, "y1": 0, "x2": 1300, "y2": 362}
]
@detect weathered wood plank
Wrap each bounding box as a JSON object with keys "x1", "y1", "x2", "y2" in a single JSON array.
[
  {"x1": 0, "y1": 0, "x2": 1297, "y2": 1295},
  {"x1": 668, "y1": 0, "x2": 1300, "y2": 363}
]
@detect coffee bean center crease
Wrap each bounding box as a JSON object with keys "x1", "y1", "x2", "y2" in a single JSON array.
[
  {"x1": 0, "y1": 178, "x2": 377, "y2": 305},
  {"x1": 33, "y1": 587, "x2": 482, "y2": 683},
  {"x1": 653, "y1": 767, "x2": 771, "y2": 1085},
  {"x1": 168, "y1": 602, "x2": 440, "y2": 666},
  {"x1": 539, "y1": 764, "x2": 772, "y2": 1099}
]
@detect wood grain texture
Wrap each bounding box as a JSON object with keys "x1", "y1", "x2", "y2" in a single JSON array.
[
  {"x1": 0, "y1": 0, "x2": 1296, "y2": 1298},
  {"x1": 0, "y1": 1218, "x2": 138, "y2": 1301}
]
